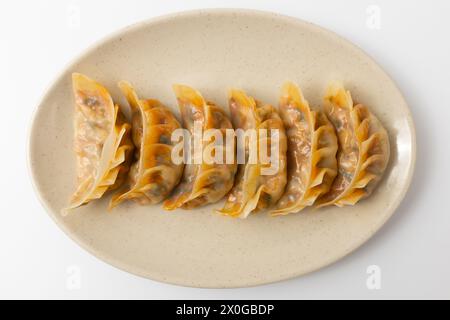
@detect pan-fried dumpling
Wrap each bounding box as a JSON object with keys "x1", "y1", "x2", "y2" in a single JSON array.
[
  {"x1": 317, "y1": 83, "x2": 390, "y2": 207},
  {"x1": 271, "y1": 82, "x2": 338, "y2": 215},
  {"x1": 64, "y1": 73, "x2": 134, "y2": 214},
  {"x1": 163, "y1": 85, "x2": 237, "y2": 210},
  {"x1": 110, "y1": 82, "x2": 184, "y2": 208},
  {"x1": 218, "y1": 89, "x2": 287, "y2": 218}
]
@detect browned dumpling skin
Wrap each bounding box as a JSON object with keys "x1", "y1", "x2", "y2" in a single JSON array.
[
  {"x1": 218, "y1": 89, "x2": 287, "y2": 218},
  {"x1": 271, "y1": 82, "x2": 338, "y2": 215},
  {"x1": 317, "y1": 83, "x2": 390, "y2": 207},
  {"x1": 110, "y1": 82, "x2": 184, "y2": 208},
  {"x1": 163, "y1": 85, "x2": 237, "y2": 210},
  {"x1": 63, "y1": 73, "x2": 133, "y2": 214}
]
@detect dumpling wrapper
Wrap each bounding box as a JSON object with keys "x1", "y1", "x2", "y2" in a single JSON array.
[
  {"x1": 63, "y1": 73, "x2": 133, "y2": 214},
  {"x1": 316, "y1": 82, "x2": 390, "y2": 207},
  {"x1": 110, "y1": 82, "x2": 184, "y2": 208},
  {"x1": 271, "y1": 82, "x2": 338, "y2": 215},
  {"x1": 163, "y1": 85, "x2": 237, "y2": 210},
  {"x1": 218, "y1": 89, "x2": 287, "y2": 218}
]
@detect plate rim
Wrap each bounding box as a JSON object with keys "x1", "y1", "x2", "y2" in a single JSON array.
[{"x1": 27, "y1": 8, "x2": 417, "y2": 288}]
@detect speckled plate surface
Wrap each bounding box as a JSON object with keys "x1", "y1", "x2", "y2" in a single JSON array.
[{"x1": 28, "y1": 9, "x2": 416, "y2": 288}]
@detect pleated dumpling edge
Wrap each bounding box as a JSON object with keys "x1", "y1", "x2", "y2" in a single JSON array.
[
  {"x1": 109, "y1": 81, "x2": 184, "y2": 208},
  {"x1": 271, "y1": 81, "x2": 338, "y2": 215},
  {"x1": 218, "y1": 89, "x2": 288, "y2": 218},
  {"x1": 163, "y1": 85, "x2": 237, "y2": 210},
  {"x1": 316, "y1": 82, "x2": 390, "y2": 207},
  {"x1": 62, "y1": 73, "x2": 134, "y2": 215}
]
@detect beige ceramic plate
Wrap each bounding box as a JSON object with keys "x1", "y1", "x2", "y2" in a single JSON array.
[{"x1": 29, "y1": 9, "x2": 416, "y2": 288}]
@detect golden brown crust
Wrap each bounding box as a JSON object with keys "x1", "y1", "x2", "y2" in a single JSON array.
[
  {"x1": 110, "y1": 81, "x2": 183, "y2": 208},
  {"x1": 163, "y1": 85, "x2": 237, "y2": 210},
  {"x1": 64, "y1": 73, "x2": 133, "y2": 214},
  {"x1": 218, "y1": 89, "x2": 287, "y2": 218},
  {"x1": 272, "y1": 82, "x2": 338, "y2": 215},
  {"x1": 317, "y1": 83, "x2": 390, "y2": 207}
]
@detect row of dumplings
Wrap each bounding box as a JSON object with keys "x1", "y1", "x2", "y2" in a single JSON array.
[{"x1": 64, "y1": 73, "x2": 390, "y2": 218}]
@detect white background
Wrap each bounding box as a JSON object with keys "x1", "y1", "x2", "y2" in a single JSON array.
[{"x1": 0, "y1": 0, "x2": 449, "y2": 299}]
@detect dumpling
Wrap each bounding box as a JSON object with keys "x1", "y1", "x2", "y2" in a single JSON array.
[
  {"x1": 316, "y1": 82, "x2": 390, "y2": 207},
  {"x1": 218, "y1": 89, "x2": 287, "y2": 218},
  {"x1": 163, "y1": 85, "x2": 237, "y2": 210},
  {"x1": 64, "y1": 73, "x2": 134, "y2": 214},
  {"x1": 110, "y1": 81, "x2": 184, "y2": 208},
  {"x1": 271, "y1": 82, "x2": 338, "y2": 215}
]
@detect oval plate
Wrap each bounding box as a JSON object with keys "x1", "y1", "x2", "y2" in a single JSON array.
[{"x1": 29, "y1": 9, "x2": 416, "y2": 288}]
